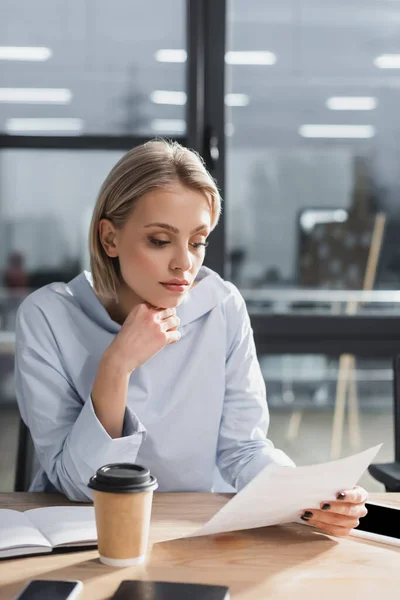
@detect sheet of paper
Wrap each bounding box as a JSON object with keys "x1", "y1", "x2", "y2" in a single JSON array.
[{"x1": 185, "y1": 444, "x2": 382, "y2": 538}]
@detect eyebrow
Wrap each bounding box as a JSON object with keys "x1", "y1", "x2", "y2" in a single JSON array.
[{"x1": 143, "y1": 222, "x2": 209, "y2": 234}]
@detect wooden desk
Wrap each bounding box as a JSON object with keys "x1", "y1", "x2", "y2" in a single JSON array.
[{"x1": 0, "y1": 492, "x2": 399, "y2": 600}]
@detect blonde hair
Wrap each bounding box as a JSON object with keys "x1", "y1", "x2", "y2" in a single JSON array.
[{"x1": 89, "y1": 139, "x2": 222, "y2": 300}]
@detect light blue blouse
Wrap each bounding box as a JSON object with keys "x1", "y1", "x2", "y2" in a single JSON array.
[{"x1": 15, "y1": 266, "x2": 295, "y2": 501}]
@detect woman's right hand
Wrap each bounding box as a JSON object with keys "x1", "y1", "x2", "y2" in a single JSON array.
[{"x1": 103, "y1": 304, "x2": 181, "y2": 374}]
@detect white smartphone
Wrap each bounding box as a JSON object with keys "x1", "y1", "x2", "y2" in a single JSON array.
[
  {"x1": 351, "y1": 501, "x2": 400, "y2": 547},
  {"x1": 14, "y1": 580, "x2": 83, "y2": 600}
]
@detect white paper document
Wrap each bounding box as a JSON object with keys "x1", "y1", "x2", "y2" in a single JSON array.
[{"x1": 186, "y1": 444, "x2": 382, "y2": 538}]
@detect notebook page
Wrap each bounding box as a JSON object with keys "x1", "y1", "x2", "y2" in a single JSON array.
[
  {"x1": 25, "y1": 506, "x2": 97, "y2": 548},
  {"x1": 0, "y1": 509, "x2": 51, "y2": 557}
]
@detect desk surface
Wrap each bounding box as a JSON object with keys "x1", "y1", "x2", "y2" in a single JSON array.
[{"x1": 0, "y1": 492, "x2": 399, "y2": 600}]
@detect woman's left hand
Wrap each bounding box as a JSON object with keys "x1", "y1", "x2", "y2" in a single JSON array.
[{"x1": 300, "y1": 485, "x2": 369, "y2": 537}]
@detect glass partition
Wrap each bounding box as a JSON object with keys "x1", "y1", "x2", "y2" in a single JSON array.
[
  {"x1": 0, "y1": 0, "x2": 186, "y2": 136},
  {"x1": 226, "y1": 0, "x2": 400, "y2": 306}
]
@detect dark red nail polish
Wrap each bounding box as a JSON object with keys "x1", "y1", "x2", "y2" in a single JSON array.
[
  {"x1": 337, "y1": 492, "x2": 346, "y2": 500},
  {"x1": 322, "y1": 503, "x2": 331, "y2": 510},
  {"x1": 301, "y1": 511, "x2": 313, "y2": 520}
]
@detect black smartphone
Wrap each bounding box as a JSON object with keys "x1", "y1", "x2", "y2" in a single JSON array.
[
  {"x1": 14, "y1": 580, "x2": 83, "y2": 600},
  {"x1": 110, "y1": 580, "x2": 230, "y2": 600},
  {"x1": 351, "y1": 502, "x2": 400, "y2": 546}
]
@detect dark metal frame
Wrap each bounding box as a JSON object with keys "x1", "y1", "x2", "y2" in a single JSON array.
[
  {"x1": 251, "y1": 313, "x2": 400, "y2": 357},
  {"x1": 186, "y1": 0, "x2": 226, "y2": 276}
]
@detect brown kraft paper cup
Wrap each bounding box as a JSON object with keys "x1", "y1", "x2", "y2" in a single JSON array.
[{"x1": 88, "y1": 464, "x2": 158, "y2": 567}]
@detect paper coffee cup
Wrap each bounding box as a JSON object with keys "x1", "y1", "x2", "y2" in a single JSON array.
[{"x1": 88, "y1": 463, "x2": 158, "y2": 567}]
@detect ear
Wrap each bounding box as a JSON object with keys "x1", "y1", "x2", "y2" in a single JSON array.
[{"x1": 99, "y1": 219, "x2": 119, "y2": 258}]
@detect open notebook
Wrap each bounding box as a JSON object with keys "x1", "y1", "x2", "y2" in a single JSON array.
[{"x1": 0, "y1": 506, "x2": 97, "y2": 559}]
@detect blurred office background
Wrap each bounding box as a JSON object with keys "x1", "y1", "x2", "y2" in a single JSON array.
[{"x1": 1, "y1": 0, "x2": 400, "y2": 492}]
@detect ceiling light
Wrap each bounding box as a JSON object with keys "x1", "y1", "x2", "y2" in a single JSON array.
[
  {"x1": 155, "y1": 49, "x2": 187, "y2": 63},
  {"x1": 225, "y1": 93, "x2": 249, "y2": 106},
  {"x1": 150, "y1": 91, "x2": 187, "y2": 105},
  {"x1": 0, "y1": 88, "x2": 72, "y2": 104},
  {"x1": 299, "y1": 125, "x2": 375, "y2": 138},
  {"x1": 0, "y1": 46, "x2": 51, "y2": 61},
  {"x1": 374, "y1": 54, "x2": 400, "y2": 68},
  {"x1": 326, "y1": 97, "x2": 377, "y2": 110},
  {"x1": 5, "y1": 118, "x2": 83, "y2": 133},
  {"x1": 150, "y1": 119, "x2": 186, "y2": 134},
  {"x1": 225, "y1": 51, "x2": 276, "y2": 65}
]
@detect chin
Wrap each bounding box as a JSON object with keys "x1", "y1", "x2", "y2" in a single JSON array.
[{"x1": 148, "y1": 291, "x2": 189, "y2": 310}]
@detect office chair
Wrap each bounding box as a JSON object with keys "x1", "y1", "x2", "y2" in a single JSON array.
[
  {"x1": 14, "y1": 417, "x2": 37, "y2": 492},
  {"x1": 368, "y1": 354, "x2": 400, "y2": 492}
]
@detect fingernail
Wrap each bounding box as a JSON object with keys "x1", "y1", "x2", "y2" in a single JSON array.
[
  {"x1": 337, "y1": 492, "x2": 346, "y2": 500},
  {"x1": 321, "y1": 503, "x2": 331, "y2": 510},
  {"x1": 301, "y1": 511, "x2": 313, "y2": 521}
]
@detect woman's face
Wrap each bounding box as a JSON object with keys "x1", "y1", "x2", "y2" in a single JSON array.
[{"x1": 100, "y1": 181, "x2": 212, "y2": 309}]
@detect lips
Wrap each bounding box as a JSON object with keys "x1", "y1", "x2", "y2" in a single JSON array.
[
  {"x1": 162, "y1": 279, "x2": 189, "y2": 286},
  {"x1": 160, "y1": 280, "x2": 190, "y2": 293}
]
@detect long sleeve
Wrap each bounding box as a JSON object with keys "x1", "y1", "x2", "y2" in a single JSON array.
[
  {"x1": 217, "y1": 286, "x2": 295, "y2": 491},
  {"x1": 14, "y1": 300, "x2": 146, "y2": 502}
]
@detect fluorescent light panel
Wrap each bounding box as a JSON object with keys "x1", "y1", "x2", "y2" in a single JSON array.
[
  {"x1": 299, "y1": 125, "x2": 375, "y2": 138},
  {"x1": 225, "y1": 51, "x2": 276, "y2": 65},
  {"x1": 0, "y1": 46, "x2": 51, "y2": 61},
  {"x1": 151, "y1": 119, "x2": 186, "y2": 134},
  {"x1": 155, "y1": 49, "x2": 276, "y2": 65},
  {"x1": 374, "y1": 54, "x2": 400, "y2": 68},
  {"x1": 155, "y1": 49, "x2": 187, "y2": 63},
  {"x1": 326, "y1": 97, "x2": 377, "y2": 110},
  {"x1": 5, "y1": 118, "x2": 83, "y2": 133},
  {"x1": 225, "y1": 93, "x2": 249, "y2": 106},
  {"x1": 150, "y1": 90, "x2": 187, "y2": 105},
  {"x1": 0, "y1": 88, "x2": 72, "y2": 104}
]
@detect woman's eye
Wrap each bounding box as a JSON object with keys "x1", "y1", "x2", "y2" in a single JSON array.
[
  {"x1": 149, "y1": 237, "x2": 208, "y2": 250},
  {"x1": 149, "y1": 238, "x2": 169, "y2": 247},
  {"x1": 191, "y1": 241, "x2": 209, "y2": 250}
]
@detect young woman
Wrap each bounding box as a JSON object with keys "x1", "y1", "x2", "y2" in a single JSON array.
[{"x1": 15, "y1": 140, "x2": 368, "y2": 536}]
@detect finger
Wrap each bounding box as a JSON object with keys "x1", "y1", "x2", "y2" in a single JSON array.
[
  {"x1": 155, "y1": 308, "x2": 175, "y2": 321},
  {"x1": 318, "y1": 501, "x2": 368, "y2": 518},
  {"x1": 161, "y1": 315, "x2": 180, "y2": 331},
  {"x1": 305, "y1": 518, "x2": 354, "y2": 538},
  {"x1": 166, "y1": 330, "x2": 181, "y2": 344},
  {"x1": 301, "y1": 509, "x2": 360, "y2": 530},
  {"x1": 335, "y1": 485, "x2": 368, "y2": 504}
]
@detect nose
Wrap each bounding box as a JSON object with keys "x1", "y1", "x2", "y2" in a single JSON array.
[{"x1": 170, "y1": 244, "x2": 193, "y2": 272}]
